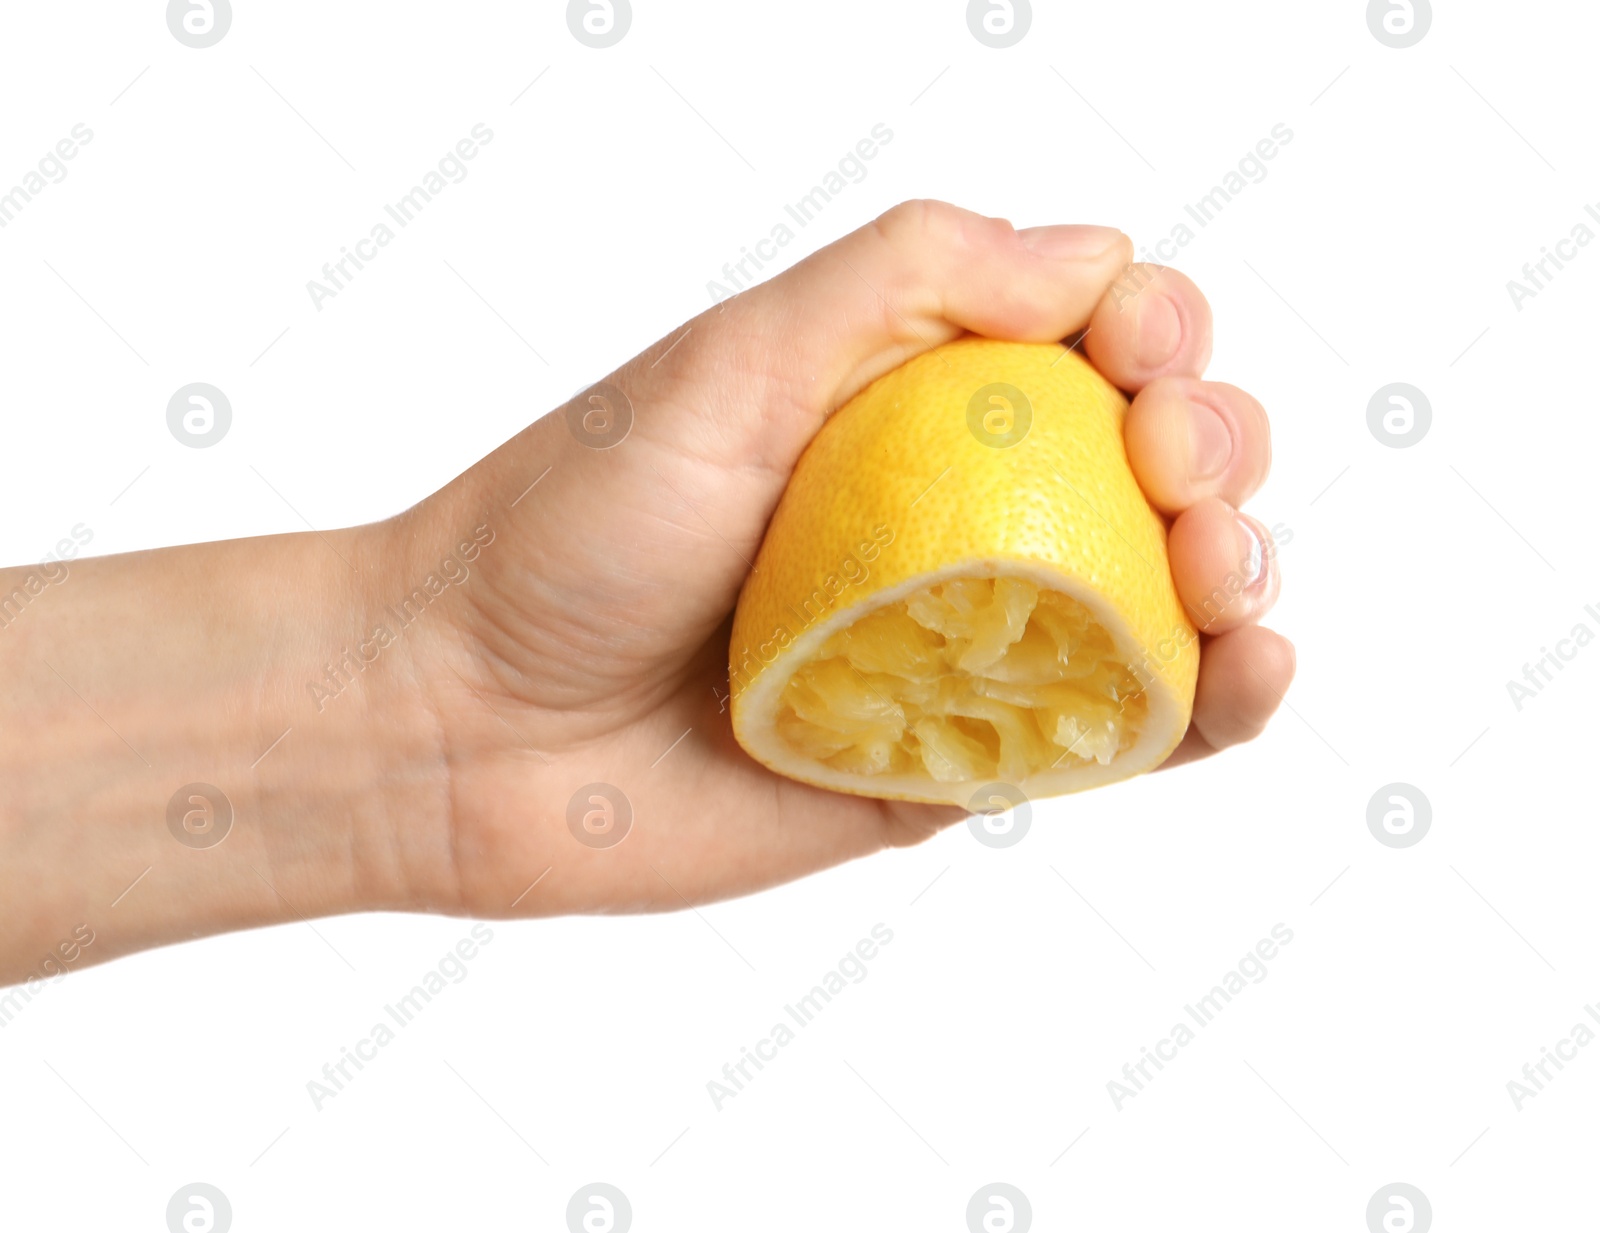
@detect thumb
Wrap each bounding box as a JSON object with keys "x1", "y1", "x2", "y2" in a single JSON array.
[
  {"x1": 629, "y1": 199, "x2": 1131, "y2": 474},
  {"x1": 464, "y1": 201, "x2": 1132, "y2": 665}
]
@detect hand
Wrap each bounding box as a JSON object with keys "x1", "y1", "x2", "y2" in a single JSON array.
[
  {"x1": 396, "y1": 199, "x2": 1294, "y2": 920},
  {"x1": 0, "y1": 200, "x2": 1293, "y2": 977}
]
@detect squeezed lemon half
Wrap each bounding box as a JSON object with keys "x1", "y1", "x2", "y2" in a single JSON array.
[{"x1": 729, "y1": 339, "x2": 1197, "y2": 806}]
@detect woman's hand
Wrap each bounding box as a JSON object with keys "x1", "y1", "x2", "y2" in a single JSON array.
[
  {"x1": 0, "y1": 200, "x2": 1293, "y2": 979},
  {"x1": 395, "y1": 200, "x2": 1294, "y2": 919}
]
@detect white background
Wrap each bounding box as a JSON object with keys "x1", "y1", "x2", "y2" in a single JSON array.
[{"x1": 1, "y1": 1, "x2": 1595, "y2": 1229}]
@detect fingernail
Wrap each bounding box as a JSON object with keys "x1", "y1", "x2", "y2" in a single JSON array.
[
  {"x1": 1136, "y1": 293, "x2": 1182, "y2": 368},
  {"x1": 1234, "y1": 515, "x2": 1269, "y2": 590},
  {"x1": 1188, "y1": 399, "x2": 1233, "y2": 480},
  {"x1": 1018, "y1": 224, "x2": 1125, "y2": 261}
]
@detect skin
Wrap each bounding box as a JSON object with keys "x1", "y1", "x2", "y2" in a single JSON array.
[{"x1": 0, "y1": 201, "x2": 1292, "y2": 983}]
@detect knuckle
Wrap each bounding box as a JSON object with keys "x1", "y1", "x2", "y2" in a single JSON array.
[
  {"x1": 871, "y1": 198, "x2": 943, "y2": 247},
  {"x1": 871, "y1": 198, "x2": 999, "y2": 255}
]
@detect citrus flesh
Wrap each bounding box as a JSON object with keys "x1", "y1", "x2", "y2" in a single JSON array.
[
  {"x1": 729, "y1": 339, "x2": 1198, "y2": 807},
  {"x1": 776, "y1": 577, "x2": 1148, "y2": 782}
]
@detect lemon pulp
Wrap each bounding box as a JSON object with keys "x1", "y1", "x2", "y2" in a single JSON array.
[{"x1": 774, "y1": 576, "x2": 1147, "y2": 784}]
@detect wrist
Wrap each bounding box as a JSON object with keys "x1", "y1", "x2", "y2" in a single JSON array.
[{"x1": 0, "y1": 522, "x2": 454, "y2": 978}]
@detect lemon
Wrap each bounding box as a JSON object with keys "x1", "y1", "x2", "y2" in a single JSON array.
[{"x1": 729, "y1": 338, "x2": 1198, "y2": 806}]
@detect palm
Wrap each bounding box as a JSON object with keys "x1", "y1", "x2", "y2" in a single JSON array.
[{"x1": 423, "y1": 616, "x2": 936, "y2": 918}]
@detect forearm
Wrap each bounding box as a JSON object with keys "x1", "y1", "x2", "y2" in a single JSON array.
[{"x1": 0, "y1": 524, "x2": 453, "y2": 982}]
